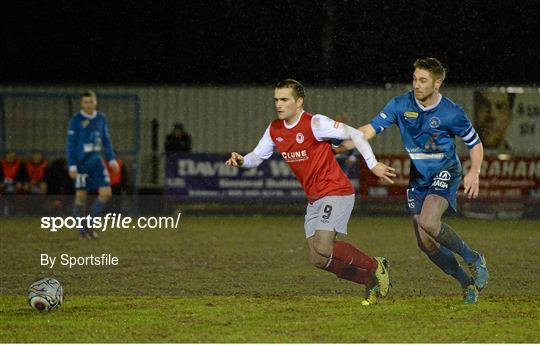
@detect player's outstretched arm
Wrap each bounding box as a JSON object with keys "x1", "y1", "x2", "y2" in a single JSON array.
[
  {"x1": 312, "y1": 115, "x2": 395, "y2": 184},
  {"x1": 226, "y1": 126, "x2": 274, "y2": 168},
  {"x1": 225, "y1": 152, "x2": 244, "y2": 167},
  {"x1": 370, "y1": 162, "x2": 396, "y2": 184},
  {"x1": 347, "y1": 128, "x2": 396, "y2": 184},
  {"x1": 332, "y1": 140, "x2": 354, "y2": 154},
  {"x1": 332, "y1": 124, "x2": 376, "y2": 154},
  {"x1": 358, "y1": 124, "x2": 377, "y2": 140}
]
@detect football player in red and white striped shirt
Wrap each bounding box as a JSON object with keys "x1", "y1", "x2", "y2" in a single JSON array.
[{"x1": 226, "y1": 79, "x2": 396, "y2": 305}]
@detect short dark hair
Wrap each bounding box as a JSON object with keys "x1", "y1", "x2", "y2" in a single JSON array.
[
  {"x1": 275, "y1": 79, "x2": 305, "y2": 100},
  {"x1": 414, "y1": 57, "x2": 446, "y2": 81},
  {"x1": 80, "y1": 90, "x2": 97, "y2": 99}
]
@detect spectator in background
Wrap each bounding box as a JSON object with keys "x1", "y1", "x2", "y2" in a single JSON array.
[
  {"x1": 165, "y1": 123, "x2": 192, "y2": 154},
  {"x1": 1, "y1": 150, "x2": 26, "y2": 215},
  {"x1": 106, "y1": 154, "x2": 129, "y2": 214},
  {"x1": 46, "y1": 157, "x2": 74, "y2": 214},
  {"x1": 46, "y1": 158, "x2": 74, "y2": 195},
  {"x1": 106, "y1": 154, "x2": 128, "y2": 195},
  {"x1": 25, "y1": 151, "x2": 49, "y2": 194},
  {"x1": 0, "y1": 150, "x2": 26, "y2": 194}
]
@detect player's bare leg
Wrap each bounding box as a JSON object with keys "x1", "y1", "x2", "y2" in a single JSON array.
[
  {"x1": 97, "y1": 186, "x2": 112, "y2": 203},
  {"x1": 74, "y1": 190, "x2": 88, "y2": 239},
  {"x1": 307, "y1": 230, "x2": 336, "y2": 268},
  {"x1": 412, "y1": 215, "x2": 477, "y2": 303},
  {"x1": 417, "y1": 194, "x2": 488, "y2": 293},
  {"x1": 85, "y1": 186, "x2": 112, "y2": 239},
  {"x1": 307, "y1": 230, "x2": 389, "y2": 305}
]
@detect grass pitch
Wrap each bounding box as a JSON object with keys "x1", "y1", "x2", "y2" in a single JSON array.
[{"x1": 1, "y1": 215, "x2": 539, "y2": 342}]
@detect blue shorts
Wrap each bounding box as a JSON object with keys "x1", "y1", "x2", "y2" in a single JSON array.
[
  {"x1": 75, "y1": 159, "x2": 110, "y2": 191},
  {"x1": 406, "y1": 170, "x2": 461, "y2": 214}
]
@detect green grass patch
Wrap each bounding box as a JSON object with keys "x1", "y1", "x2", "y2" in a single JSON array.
[
  {"x1": 1, "y1": 215, "x2": 539, "y2": 342},
  {"x1": 1, "y1": 295, "x2": 539, "y2": 342}
]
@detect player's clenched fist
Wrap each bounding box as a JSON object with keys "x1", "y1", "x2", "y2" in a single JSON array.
[
  {"x1": 225, "y1": 152, "x2": 244, "y2": 167},
  {"x1": 370, "y1": 162, "x2": 396, "y2": 184}
]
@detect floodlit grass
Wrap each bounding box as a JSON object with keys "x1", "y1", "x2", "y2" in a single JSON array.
[{"x1": 1, "y1": 215, "x2": 539, "y2": 342}]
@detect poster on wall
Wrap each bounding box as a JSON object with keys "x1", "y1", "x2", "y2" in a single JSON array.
[{"x1": 474, "y1": 90, "x2": 540, "y2": 155}]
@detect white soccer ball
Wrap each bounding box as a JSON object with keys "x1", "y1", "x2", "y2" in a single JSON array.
[{"x1": 27, "y1": 277, "x2": 63, "y2": 312}]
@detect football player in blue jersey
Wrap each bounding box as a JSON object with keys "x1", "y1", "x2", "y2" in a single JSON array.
[
  {"x1": 66, "y1": 91, "x2": 119, "y2": 239},
  {"x1": 336, "y1": 58, "x2": 489, "y2": 304}
]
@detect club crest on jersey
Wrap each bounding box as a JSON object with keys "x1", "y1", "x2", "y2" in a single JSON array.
[
  {"x1": 431, "y1": 170, "x2": 451, "y2": 189},
  {"x1": 429, "y1": 117, "x2": 441, "y2": 128},
  {"x1": 276, "y1": 137, "x2": 284, "y2": 142},
  {"x1": 296, "y1": 133, "x2": 304, "y2": 144},
  {"x1": 404, "y1": 111, "x2": 418, "y2": 119},
  {"x1": 82, "y1": 120, "x2": 90, "y2": 127}
]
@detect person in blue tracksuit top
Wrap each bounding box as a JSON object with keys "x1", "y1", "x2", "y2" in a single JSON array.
[
  {"x1": 336, "y1": 58, "x2": 489, "y2": 304},
  {"x1": 66, "y1": 90, "x2": 119, "y2": 239}
]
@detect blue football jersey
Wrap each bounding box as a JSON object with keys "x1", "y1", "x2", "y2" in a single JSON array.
[
  {"x1": 66, "y1": 112, "x2": 116, "y2": 168},
  {"x1": 371, "y1": 91, "x2": 481, "y2": 187}
]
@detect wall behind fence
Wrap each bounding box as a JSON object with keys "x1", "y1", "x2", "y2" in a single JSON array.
[{"x1": 2, "y1": 84, "x2": 537, "y2": 186}]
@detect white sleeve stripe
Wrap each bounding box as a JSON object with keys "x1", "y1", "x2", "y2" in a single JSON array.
[
  {"x1": 466, "y1": 134, "x2": 480, "y2": 147},
  {"x1": 464, "y1": 133, "x2": 479, "y2": 145},
  {"x1": 461, "y1": 128, "x2": 476, "y2": 141}
]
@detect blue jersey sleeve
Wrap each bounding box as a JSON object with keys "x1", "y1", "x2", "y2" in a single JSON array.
[
  {"x1": 66, "y1": 117, "x2": 78, "y2": 167},
  {"x1": 451, "y1": 108, "x2": 481, "y2": 149},
  {"x1": 370, "y1": 98, "x2": 399, "y2": 134},
  {"x1": 101, "y1": 116, "x2": 116, "y2": 161}
]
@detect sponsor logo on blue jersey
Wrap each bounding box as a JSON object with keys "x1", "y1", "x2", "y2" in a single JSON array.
[{"x1": 431, "y1": 170, "x2": 451, "y2": 189}]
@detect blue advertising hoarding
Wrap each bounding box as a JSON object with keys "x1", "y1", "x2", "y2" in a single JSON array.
[{"x1": 165, "y1": 153, "x2": 359, "y2": 200}]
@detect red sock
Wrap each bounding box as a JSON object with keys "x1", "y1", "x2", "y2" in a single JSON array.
[
  {"x1": 325, "y1": 257, "x2": 374, "y2": 286},
  {"x1": 332, "y1": 240, "x2": 378, "y2": 274}
]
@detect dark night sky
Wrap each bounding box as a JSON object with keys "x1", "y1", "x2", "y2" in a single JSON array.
[{"x1": 1, "y1": 0, "x2": 539, "y2": 85}]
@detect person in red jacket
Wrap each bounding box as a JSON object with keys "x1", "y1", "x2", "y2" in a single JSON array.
[
  {"x1": 1, "y1": 150, "x2": 26, "y2": 194},
  {"x1": 105, "y1": 155, "x2": 129, "y2": 214},
  {"x1": 105, "y1": 157, "x2": 128, "y2": 195},
  {"x1": 225, "y1": 79, "x2": 396, "y2": 305},
  {"x1": 25, "y1": 151, "x2": 49, "y2": 194},
  {"x1": 1, "y1": 150, "x2": 27, "y2": 215}
]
